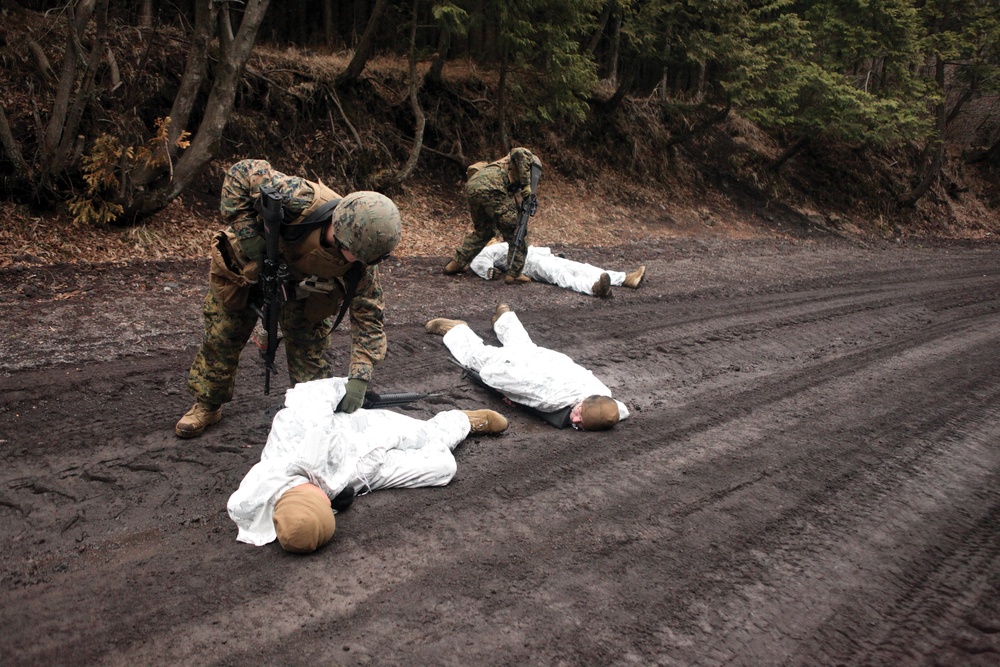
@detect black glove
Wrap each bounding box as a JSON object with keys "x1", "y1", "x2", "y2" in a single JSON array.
[{"x1": 337, "y1": 377, "x2": 368, "y2": 413}]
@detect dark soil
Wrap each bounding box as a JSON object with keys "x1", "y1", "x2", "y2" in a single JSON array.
[{"x1": 2, "y1": 236, "x2": 1000, "y2": 666}]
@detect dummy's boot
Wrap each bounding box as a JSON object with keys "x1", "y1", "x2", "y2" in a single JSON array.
[
  {"x1": 492, "y1": 303, "x2": 511, "y2": 327},
  {"x1": 443, "y1": 260, "x2": 468, "y2": 275},
  {"x1": 425, "y1": 318, "x2": 467, "y2": 336},
  {"x1": 592, "y1": 272, "x2": 612, "y2": 298},
  {"x1": 463, "y1": 409, "x2": 509, "y2": 434},
  {"x1": 175, "y1": 400, "x2": 223, "y2": 438},
  {"x1": 624, "y1": 265, "x2": 646, "y2": 289},
  {"x1": 504, "y1": 273, "x2": 531, "y2": 285}
]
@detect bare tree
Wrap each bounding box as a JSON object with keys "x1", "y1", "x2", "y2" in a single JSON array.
[
  {"x1": 124, "y1": 0, "x2": 272, "y2": 218},
  {"x1": 377, "y1": 0, "x2": 426, "y2": 188},
  {"x1": 337, "y1": 0, "x2": 389, "y2": 86}
]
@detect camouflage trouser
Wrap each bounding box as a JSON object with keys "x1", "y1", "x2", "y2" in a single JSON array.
[
  {"x1": 453, "y1": 189, "x2": 527, "y2": 277},
  {"x1": 186, "y1": 289, "x2": 335, "y2": 406}
]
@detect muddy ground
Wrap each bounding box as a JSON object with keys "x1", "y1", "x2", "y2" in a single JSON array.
[{"x1": 1, "y1": 235, "x2": 999, "y2": 666}]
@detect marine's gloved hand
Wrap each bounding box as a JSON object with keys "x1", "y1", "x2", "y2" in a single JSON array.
[
  {"x1": 520, "y1": 186, "x2": 533, "y2": 202},
  {"x1": 336, "y1": 377, "x2": 368, "y2": 413}
]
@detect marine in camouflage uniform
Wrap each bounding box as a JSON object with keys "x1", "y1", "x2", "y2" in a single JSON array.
[
  {"x1": 176, "y1": 159, "x2": 402, "y2": 438},
  {"x1": 445, "y1": 147, "x2": 541, "y2": 283}
]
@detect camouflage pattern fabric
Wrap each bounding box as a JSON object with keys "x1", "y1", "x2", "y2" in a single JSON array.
[
  {"x1": 451, "y1": 148, "x2": 538, "y2": 276},
  {"x1": 185, "y1": 160, "x2": 389, "y2": 405},
  {"x1": 220, "y1": 159, "x2": 316, "y2": 241},
  {"x1": 186, "y1": 289, "x2": 337, "y2": 406}
]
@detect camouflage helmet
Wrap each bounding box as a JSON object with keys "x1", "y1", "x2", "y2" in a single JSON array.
[
  {"x1": 331, "y1": 191, "x2": 402, "y2": 265},
  {"x1": 509, "y1": 146, "x2": 542, "y2": 171}
]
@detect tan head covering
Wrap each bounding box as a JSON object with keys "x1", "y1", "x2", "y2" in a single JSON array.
[
  {"x1": 273, "y1": 484, "x2": 336, "y2": 553},
  {"x1": 580, "y1": 395, "x2": 620, "y2": 431}
]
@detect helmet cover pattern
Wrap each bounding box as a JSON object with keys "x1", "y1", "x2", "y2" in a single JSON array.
[{"x1": 332, "y1": 192, "x2": 402, "y2": 264}]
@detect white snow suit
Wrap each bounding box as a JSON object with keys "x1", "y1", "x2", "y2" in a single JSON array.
[
  {"x1": 227, "y1": 378, "x2": 470, "y2": 546},
  {"x1": 469, "y1": 243, "x2": 627, "y2": 296},
  {"x1": 442, "y1": 311, "x2": 630, "y2": 417}
]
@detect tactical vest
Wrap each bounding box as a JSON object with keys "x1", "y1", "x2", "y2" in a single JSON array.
[{"x1": 279, "y1": 179, "x2": 359, "y2": 323}]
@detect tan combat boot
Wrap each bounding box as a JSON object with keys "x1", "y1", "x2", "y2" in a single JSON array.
[
  {"x1": 592, "y1": 272, "x2": 612, "y2": 298},
  {"x1": 425, "y1": 318, "x2": 467, "y2": 336},
  {"x1": 491, "y1": 303, "x2": 511, "y2": 326},
  {"x1": 504, "y1": 273, "x2": 531, "y2": 285},
  {"x1": 462, "y1": 409, "x2": 509, "y2": 434},
  {"x1": 623, "y1": 266, "x2": 646, "y2": 289},
  {"x1": 175, "y1": 401, "x2": 223, "y2": 438},
  {"x1": 443, "y1": 260, "x2": 468, "y2": 275}
]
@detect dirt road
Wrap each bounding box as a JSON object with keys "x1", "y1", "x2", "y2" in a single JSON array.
[{"x1": 1, "y1": 237, "x2": 999, "y2": 666}]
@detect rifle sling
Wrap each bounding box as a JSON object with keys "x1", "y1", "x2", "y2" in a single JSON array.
[{"x1": 332, "y1": 263, "x2": 364, "y2": 331}]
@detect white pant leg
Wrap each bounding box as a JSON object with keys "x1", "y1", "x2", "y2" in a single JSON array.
[
  {"x1": 352, "y1": 410, "x2": 470, "y2": 492},
  {"x1": 443, "y1": 323, "x2": 506, "y2": 372},
  {"x1": 493, "y1": 311, "x2": 534, "y2": 347},
  {"x1": 393, "y1": 410, "x2": 471, "y2": 452},
  {"x1": 527, "y1": 253, "x2": 627, "y2": 294},
  {"x1": 361, "y1": 445, "x2": 458, "y2": 491}
]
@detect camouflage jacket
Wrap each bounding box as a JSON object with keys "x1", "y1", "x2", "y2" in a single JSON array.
[
  {"x1": 219, "y1": 159, "x2": 386, "y2": 381},
  {"x1": 465, "y1": 147, "x2": 539, "y2": 200}
]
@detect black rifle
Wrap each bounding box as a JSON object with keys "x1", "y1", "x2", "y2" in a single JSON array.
[
  {"x1": 448, "y1": 358, "x2": 572, "y2": 428},
  {"x1": 362, "y1": 390, "x2": 440, "y2": 409},
  {"x1": 250, "y1": 185, "x2": 290, "y2": 395},
  {"x1": 506, "y1": 162, "x2": 543, "y2": 271}
]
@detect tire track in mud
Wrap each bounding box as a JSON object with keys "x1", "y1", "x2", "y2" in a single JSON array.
[
  {"x1": 123, "y1": 314, "x2": 1000, "y2": 666},
  {"x1": 2, "y1": 243, "x2": 1000, "y2": 665},
  {"x1": 64, "y1": 257, "x2": 1000, "y2": 665}
]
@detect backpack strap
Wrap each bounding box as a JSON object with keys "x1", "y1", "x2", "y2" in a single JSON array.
[{"x1": 279, "y1": 198, "x2": 342, "y2": 243}]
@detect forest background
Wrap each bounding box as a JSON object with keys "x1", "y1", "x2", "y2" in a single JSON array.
[{"x1": 0, "y1": 0, "x2": 998, "y2": 268}]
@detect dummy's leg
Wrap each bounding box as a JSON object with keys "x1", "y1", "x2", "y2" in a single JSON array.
[
  {"x1": 527, "y1": 253, "x2": 626, "y2": 295},
  {"x1": 492, "y1": 310, "x2": 534, "y2": 348},
  {"x1": 441, "y1": 323, "x2": 504, "y2": 372},
  {"x1": 354, "y1": 410, "x2": 470, "y2": 491},
  {"x1": 281, "y1": 299, "x2": 335, "y2": 384}
]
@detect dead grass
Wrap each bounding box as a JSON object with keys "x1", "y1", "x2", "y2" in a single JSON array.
[{"x1": 0, "y1": 171, "x2": 778, "y2": 270}]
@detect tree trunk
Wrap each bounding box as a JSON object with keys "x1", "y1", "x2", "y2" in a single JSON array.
[
  {"x1": 769, "y1": 135, "x2": 809, "y2": 172},
  {"x1": 322, "y1": 0, "x2": 336, "y2": 48},
  {"x1": 0, "y1": 103, "x2": 29, "y2": 178},
  {"x1": 378, "y1": 0, "x2": 425, "y2": 189},
  {"x1": 608, "y1": 7, "x2": 621, "y2": 86},
  {"x1": 586, "y1": 0, "x2": 613, "y2": 55},
  {"x1": 338, "y1": 0, "x2": 388, "y2": 85},
  {"x1": 139, "y1": 0, "x2": 152, "y2": 29},
  {"x1": 42, "y1": 0, "x2": 98, "y2": 158},
  {"x1": 427, "y1": 25, "x2": 451, "y2": 84},
  {"x1": 899, "y1": 55, "x2": 947, "y2": 207},
  {"x1": 497, "y1": 45, "x2": 509, "y2": 151},
  {"x1": 126, "y1": 0, "x2": 271, "y2": 218},
  {"x1": 596, "y1": 67, "x2": 635, "y2": 115},
  {"x1": 128, "y1": 0, "x2": 217, "y2": 191},
  {"x1": 38, "y1": 0, "x2": 108, "y2": 195}
]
